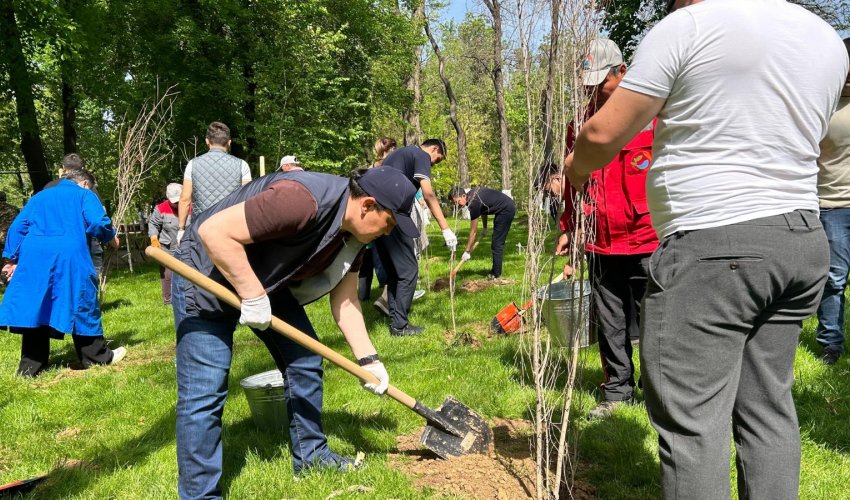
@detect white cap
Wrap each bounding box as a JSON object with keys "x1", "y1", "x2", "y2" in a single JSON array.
[
  {"x1": 279, "y1": 155, "x2": 299, "y2": 167},
  {"x1": 166, "y1": 183, "x2": 182, "y2": 203},
  {"x1": 581, "y1": 39, "x2": 624, "y2": 86}
]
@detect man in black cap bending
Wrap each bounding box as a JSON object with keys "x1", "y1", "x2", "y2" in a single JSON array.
[{"x1": 170, "y1": 166, "x2": 418, "y2": 499}]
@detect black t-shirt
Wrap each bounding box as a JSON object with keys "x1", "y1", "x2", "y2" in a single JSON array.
[
  {"x1": 381, "y1": 146, "x2": 431, "y2": 189},
  {"x1": 466, "y1": 187, "x2": 515, "y2": 220}
]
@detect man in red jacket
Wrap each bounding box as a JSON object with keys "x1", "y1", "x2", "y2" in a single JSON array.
[{"x1": 540, "y1": 38, "x2": 658, "y2": 419}]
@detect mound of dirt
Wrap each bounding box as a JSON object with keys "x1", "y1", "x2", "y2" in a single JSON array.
[
  {"x1": 431, "y1": 277, "x2": 515, "y2": 293},
  {"x1": 390, "y1": 419, "x2": 596, "y2": 499},
  {"x1": 461, "y1": 278, "x2": 514, "y2": 293},
  {"x1": 443, "y1": 322, "x2": 498, "y2": 348},
  {"x1": 432, "y1": 278, "x2": 451, "y2": 292}
]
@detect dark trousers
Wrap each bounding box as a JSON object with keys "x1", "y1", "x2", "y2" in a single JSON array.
[
  {"x1": 375, "y1": 227, "x2": 418, "y2": 330},
  {"x1": 17, "y1": 326, "x2": 113, "y2": 377},
  {"x1": 159, "y1": 265, "x2": 173, "y2": 304},
  {"x1": 357, "y1": 245, "x2": 387, "y2": 302},
  {"x1": 489, "y1": 209, "x2": 515, "y2": 277},
  {"x1": 641, "y1": 210, "x2": 827, "y2": 500},
  {"x1": 588, "y1": 252, "x2": 650, "y2": 401}
]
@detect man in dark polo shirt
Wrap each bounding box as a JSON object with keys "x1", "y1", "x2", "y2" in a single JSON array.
[
  {"x1": 378, "y1": 138, "x2": 457, "y2": 336},
  {"x1": 449, "y1": 186, "x2": 516, "y2": 279},
  {"x1": 171, "y1": 167, "x2": 418, "y2": 499}
]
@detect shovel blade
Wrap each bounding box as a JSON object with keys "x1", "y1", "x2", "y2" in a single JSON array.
[{"x1": 420, "y1": 396, "x2": 493, "y2": 459}]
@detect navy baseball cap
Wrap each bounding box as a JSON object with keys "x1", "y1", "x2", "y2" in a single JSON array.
[{"x1": 356, "y1": 167, "x2": 419, "y2": 238}]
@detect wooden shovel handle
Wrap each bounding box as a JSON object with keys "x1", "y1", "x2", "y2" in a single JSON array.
[
  {"x1": 145, "y1": 246, "x2": 417, "y2": 409},
  {"x1": 450, "y1": 260, "x2": 465, "y2": 278},
  {"x1": 449, "y1": 238, "x2": 481, "y2": 279}
]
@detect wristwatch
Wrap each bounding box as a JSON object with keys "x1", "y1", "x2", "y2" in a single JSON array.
[{"x1": 356, "y1": 354, "x2": 380, "y2": 366}]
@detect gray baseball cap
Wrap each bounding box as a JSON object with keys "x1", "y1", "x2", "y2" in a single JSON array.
[{"x1": 581, "y1": 39, "x2": 624, "y2": 86}]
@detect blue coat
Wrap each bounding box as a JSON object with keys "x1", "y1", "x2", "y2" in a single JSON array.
[{"x1": 0, "y1": 180, "x2": 117, "y2": 336}]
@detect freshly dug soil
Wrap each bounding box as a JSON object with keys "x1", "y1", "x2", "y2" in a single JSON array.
[
  {"x1": 432, "y1": 278, "x2": 451, "y2": 292},
  {"x1": 390, "y1": 418, "x2": 596, "y2": 499},
  {"x1": 461, "y1": 278, "x2": 514, "y2": 293},
  {"x1": 431, "y1": 278, "x2": 515, "y2": 293}
]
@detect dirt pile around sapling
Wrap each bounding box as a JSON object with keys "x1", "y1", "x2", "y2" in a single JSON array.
[
  {"x1": 461, "y1": 278, "x2": 513, "y2": 293},
  {"x1": 431, "y1": 278, "x2": 515, "y2": 293},
  {"x1": 390, "y1": 418, "x2": 596, "y2": 499},
  {"x1": 443, "y1": 322, "x2": 498, "y2": 348}
]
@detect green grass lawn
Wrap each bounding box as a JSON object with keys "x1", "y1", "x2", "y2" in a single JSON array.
[{"x1": 1, "y1": 215, "x2": 849, "y2": 499}]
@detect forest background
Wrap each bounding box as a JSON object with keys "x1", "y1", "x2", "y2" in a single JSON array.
[{"x1": 1, "y1": 0, "x2": 849, "y2": 216}]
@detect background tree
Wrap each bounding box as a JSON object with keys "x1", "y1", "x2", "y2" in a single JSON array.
[
  {"x1": 482, "y1": 0, "x2": 512, "y2": 192},
  {"x1": 0, "y1": 0, "x2": 51, "y2": 192},
  {"x1": 424, "y1": 14, "x2": 470, "y2": 187}
]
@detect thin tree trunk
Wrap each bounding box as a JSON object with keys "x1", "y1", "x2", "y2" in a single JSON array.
[
  {"x1": 424, "y1": 16, "x2": 469, "y2": 187},
  {"x1": 403, "y1": 1, "x2": 424, "y2": 146},
  {"x1": 243, "y1": 62, "x2": 257, "y2": 161},
  {"x1": 61, "y1": 60, "x2": 78, "y2": 154},
  {"x1": 0, "y1": 0, "x2": 51, "y2": 192},
  {"x1": 483, "y1": 0, "x2": 511, "y2": 192},
  {"x1": 541, "y1": 0, "x2": 561, "y2": 165}
]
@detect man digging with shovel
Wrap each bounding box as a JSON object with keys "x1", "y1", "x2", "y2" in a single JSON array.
[
  {"x1": 170, "y1": 166, "x2": 418, "y2": 499},
  {"x1": 448, "y1": 186, "x2": 516, "y2": 280}
]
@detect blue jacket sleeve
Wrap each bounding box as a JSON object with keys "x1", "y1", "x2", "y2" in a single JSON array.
[
  {"x1": 81, "y1": 190, "x2": 117, "y2": 244},
  {"x1": 2, "y1": 205, "x2": 31, "y2": 261}
]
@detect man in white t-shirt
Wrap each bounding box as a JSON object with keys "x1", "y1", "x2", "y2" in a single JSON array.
[
  {"x1": 566, "y1": 1, "x2": 848, "y2": 498},
  {"x1": 177, "y1": 121, "x2": 251, "y2": 242}
]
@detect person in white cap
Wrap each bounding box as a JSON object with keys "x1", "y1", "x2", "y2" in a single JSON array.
[
  {"x1": 149, "y1": 183, "x2": 186, "y2": 304},
  {"x1": 542, "y1": 38, "x2": 659, "y2": 420},
  {"x1": 566, "y1": 1, "x2": 847, "y2": 497},
  {"x1": 278, "y1": 155, "x2": 304, "y2": 172}
]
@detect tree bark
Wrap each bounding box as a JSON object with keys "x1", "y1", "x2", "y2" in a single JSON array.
[
  {"x1": 243, "y1": 62, "x2": 257, "y2": 162},
  {"x1": 541, "y1": 0, "x2": 560, "y2": 166},
  {"x1": 482, "y1": 0, "x2": 511, "y2": 192},
  {"x1": 0, "y1": 0, "x2": 52, "y2": 192},
  {"x1": 61, "y1": 0, "x2": 78, "y2": 154},
  {"x1": 403, "y1": 0, "x2": 424, "y2": 146},
  {"x1": 424, "y1": 16, "x2": 469, "y2": 187},
  {"x1": 62, "y1": 59, "x2": 78, "y2": 154}
]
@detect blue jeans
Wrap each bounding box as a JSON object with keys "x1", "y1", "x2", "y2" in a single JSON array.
[
  {"x1": 171, "y1": 274, "x2": 331, "y2": 499},
  {"x1": 815, "y1": 207, "x2": 850, "y2": 354}
]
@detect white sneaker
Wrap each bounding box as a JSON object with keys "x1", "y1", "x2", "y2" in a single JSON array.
[
  {"x1": 412, "y1": 289, "x2": 426, "y2": 301},
  {"x1": 110, "y1": 346, "x2": 127, "y2": 365}
]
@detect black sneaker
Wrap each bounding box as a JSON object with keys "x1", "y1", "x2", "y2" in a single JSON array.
[
  {"x1": 820, "y1": 350, "x2": 841, "y2": 366},
  {"x1": 390, "y1": 324, "x2": 424, "y2": 337}
]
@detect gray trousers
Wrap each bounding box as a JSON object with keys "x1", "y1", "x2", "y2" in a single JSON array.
[{"x1": 641, "y1": 210, "x2": 828, "y2": 500}]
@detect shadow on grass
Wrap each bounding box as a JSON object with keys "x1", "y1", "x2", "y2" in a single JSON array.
[
  {"x1": 794, "y1": 321, "x2": 850, "y2": 452},
  {"x1": 31, "y1": 408, "x2": 177, "y2": 498},
  {"x1": 101, "y1": 298, "x2": 133, "y2": 312},
  {"x1": 577, "y1": 410, "x2": 661, "y2": 499}
]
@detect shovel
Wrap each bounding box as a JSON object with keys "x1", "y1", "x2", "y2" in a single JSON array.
[
  {"x1": 146, "y1": 246, "x2": 492, "y2": 459},
  {"x1": 449, "y1": 238, "x2": 481, "y2": 279},
  {"x1": 490, "y1": 273, "x2": 565, "y2": 334}
]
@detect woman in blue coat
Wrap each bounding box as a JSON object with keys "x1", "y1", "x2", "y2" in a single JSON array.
[{"x1": 0, "y1": 169, "x2": 126, "y2": 377}]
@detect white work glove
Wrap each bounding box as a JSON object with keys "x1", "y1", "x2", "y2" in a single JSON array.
[
  {"x1": 176, "y1": 229, "x2": 185, "y2": 244},
  {"x1": 442, "y1": 228, "x2": 458, "y2": 252},
  {"x1": 461, "y1": 251, "x2": 471, "y2": 262},
  {"x1": 361, "y1": 361, "x2": 389, "y2": 395},
  {"x1": 239, "y1": 294, "x2": 271, "y2": 330}
]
